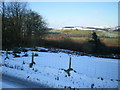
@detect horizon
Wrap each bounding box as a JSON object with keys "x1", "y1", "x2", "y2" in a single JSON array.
[{"x1": 29, "y1": 2, "x2": 118, "y2": 28}]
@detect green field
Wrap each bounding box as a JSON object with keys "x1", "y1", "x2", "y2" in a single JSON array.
[{"x1": 44, "y1": 30, "x2": 119, "y2": 46}]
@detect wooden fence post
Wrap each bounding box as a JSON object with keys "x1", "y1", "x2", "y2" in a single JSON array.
[
  {"x1": 29, "y1": 52, "x2": 35, "y2": 68},
  {"x1": 69, "y1": 56, "x2": 72, "y2": 69},
  {"x1": 5, "y1": 49, "x2": 9, "y2": 60}
]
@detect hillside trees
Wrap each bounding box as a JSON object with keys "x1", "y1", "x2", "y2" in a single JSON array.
[{"x1": 1, "y1": 1, "x2": 47, "y2": 48}]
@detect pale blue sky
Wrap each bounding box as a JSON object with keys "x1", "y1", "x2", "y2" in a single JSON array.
[{"x1": 29, "y1": 2, "x2": 118, "y2": 28}]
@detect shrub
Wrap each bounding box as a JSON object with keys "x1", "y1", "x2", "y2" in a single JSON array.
[
  {"x1": 39, "y1": 49, "x2": 48, "y2": 52},
  {"x1": 13, "y1": 48, "x2": 21, "y2": 54},
  {"x1": 22, "y1": 53, "x2": 28, "y2": 57},
  {"x1": 13, "y1": 53, "x2": 21, "y2": 58},
  {"x1": 34, "y1": 53, "x2": 38, "y2": 56},
  {"x1": 21, "y1": 48, "x2": 28, "y2": 52},
  {"x1": 31, "y1": 48, "x2": 39, "y2": 51}
]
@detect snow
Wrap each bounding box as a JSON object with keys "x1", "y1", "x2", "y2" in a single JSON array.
[
  {"x1": 0, "y1": 79, "x2": 1, "y2": 89},
  {"x1": 2, "y1": 80, "x2": 21, "y2": 88},
  {"x1": 1, "y1": 47, "x2": 119, "y2": 88}
]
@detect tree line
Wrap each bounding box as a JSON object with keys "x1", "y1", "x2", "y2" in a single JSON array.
[{"x1": 1, "y1": 1, "x2": 48, "y2": 48}]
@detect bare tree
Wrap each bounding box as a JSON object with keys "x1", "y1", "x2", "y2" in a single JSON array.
[
  {"x1": 7, "y1": 1, "x2": 27, "y2": 46},
  {"x1": 2, "y1": 1, "x2": 48, "y2": 48},
  {"x1": 23, "y1": 10, "x2": 47, "y2": 46},
  {"x1": 2, "y1": 1, "x2": 28, "y2": 47}
]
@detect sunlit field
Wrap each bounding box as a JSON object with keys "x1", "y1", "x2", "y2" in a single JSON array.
[{"x1": 44, "y1": 30, "x2": 119, "y2": 47}]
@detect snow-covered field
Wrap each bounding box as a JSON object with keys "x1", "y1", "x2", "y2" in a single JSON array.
[{"x1": 1, "y1": 47, "x2": 119, "y2": 88}]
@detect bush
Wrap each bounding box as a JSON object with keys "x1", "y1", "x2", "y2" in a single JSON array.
[
  {"x1": 34, "y1": 53, "x2": 38, "y2": 56},
  {"x1": 21, "y1": 48, "x2": 28, "y2": 52},
  {"x1": 22, "y1": 53, "x2": 28, "y2": 57},
  {"x1": 39, "y1": 49, "x2": 48, "y2": 52},
  {"x1": 31, "y1": 48, "x2": 39, "y2": 51},
  {"x1": 13, "y1": 53, "x2": 21, "y2": 58},
  {"x1": 13, "y1": 48, "x2": 21, "y2": 54}
]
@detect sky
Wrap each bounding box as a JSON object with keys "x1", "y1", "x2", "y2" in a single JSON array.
[{"x1": 28, "y1": 2, "x2": 118, "y2": 28}]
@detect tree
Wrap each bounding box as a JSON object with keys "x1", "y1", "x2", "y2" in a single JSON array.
[
  {"x1": 2, "y1": 1, "x2": 48, "y2": 48},
  {"x1": 2, "y1": 1, "x2": 28, "y2": 47},
  {"x1": 22, "y1": 10, "x2": 47, "y2": 47},
  {"x1": 89, "y1": 31, "x2": 105, "y2": 54},
  {"x1": 8, "y1": 2, "x2": 27, "y2": 46}
]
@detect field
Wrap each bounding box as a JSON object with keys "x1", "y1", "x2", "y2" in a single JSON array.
[
  {"x1": 1, "y1": 47, "x2": 119, "y2": 88},
  {"x1": 44, "y1": 30, "x2": 119, "y2": 47}
]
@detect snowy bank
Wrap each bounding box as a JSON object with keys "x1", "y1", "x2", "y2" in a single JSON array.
[{"x1": 1, "y1": 47, "x2": 119, "y2": 88}]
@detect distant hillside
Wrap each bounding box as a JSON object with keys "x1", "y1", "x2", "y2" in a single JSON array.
[{"x1": 55, "y1": 26, "x2": 119, "y2": 31}]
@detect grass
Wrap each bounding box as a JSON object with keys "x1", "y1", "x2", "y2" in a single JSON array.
[
  {"x1": 45, "y1": 30, "x2": 119, "y2": 47},
  {"x1": 49, "y1": 29, "x2": 103, "y2": 35},
  {"x1": 69, "y1": 37, "x2": 88, "y2": 40},
  {"x1": 38, "y1": 38, "x2": 120, "y2": 58},
  {"x1": 110, "y1": 31, "x2": 120, "y2": 34},
  {"x1": 101, "y1": 38, "x2": 119, "y2": 46}
]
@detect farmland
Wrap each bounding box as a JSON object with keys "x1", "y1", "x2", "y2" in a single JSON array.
[{"x1": 44, "y1": 30, "x2": 119, "y2": 47}]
